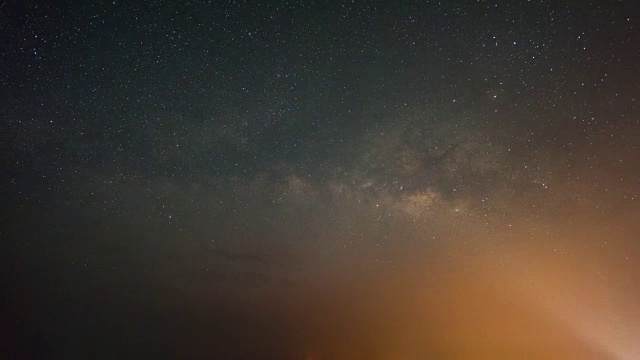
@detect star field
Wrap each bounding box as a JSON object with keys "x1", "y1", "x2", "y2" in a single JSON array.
[{"x1": 3, "y1": 1, "x2": 640, "y2": 359}]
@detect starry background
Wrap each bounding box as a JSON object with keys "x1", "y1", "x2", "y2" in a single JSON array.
[{"x1": 2, "y1": 1, "x2": 640, "y2": 359}]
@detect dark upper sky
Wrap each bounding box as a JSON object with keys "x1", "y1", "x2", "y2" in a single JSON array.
[{"x1": 3, "y1": 1, "x2": 640, "y2": 359}]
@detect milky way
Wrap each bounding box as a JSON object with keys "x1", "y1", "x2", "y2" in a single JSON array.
[{"x1": 4, "y1": 1, "x2": 639, "y2": 359}]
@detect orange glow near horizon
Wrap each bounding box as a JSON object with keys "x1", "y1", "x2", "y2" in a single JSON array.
[{"x1": 278, "y1": 222, "x2": 640, "y2": 360}]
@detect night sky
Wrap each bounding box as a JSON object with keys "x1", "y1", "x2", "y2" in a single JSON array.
[{"x1": 3, "y1": 1, "x2": 640, "y2": 359}]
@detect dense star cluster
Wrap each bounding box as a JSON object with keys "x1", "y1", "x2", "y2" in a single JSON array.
[{"x1": 3, "y1": 1, "x2": 639, "y2": 359}]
